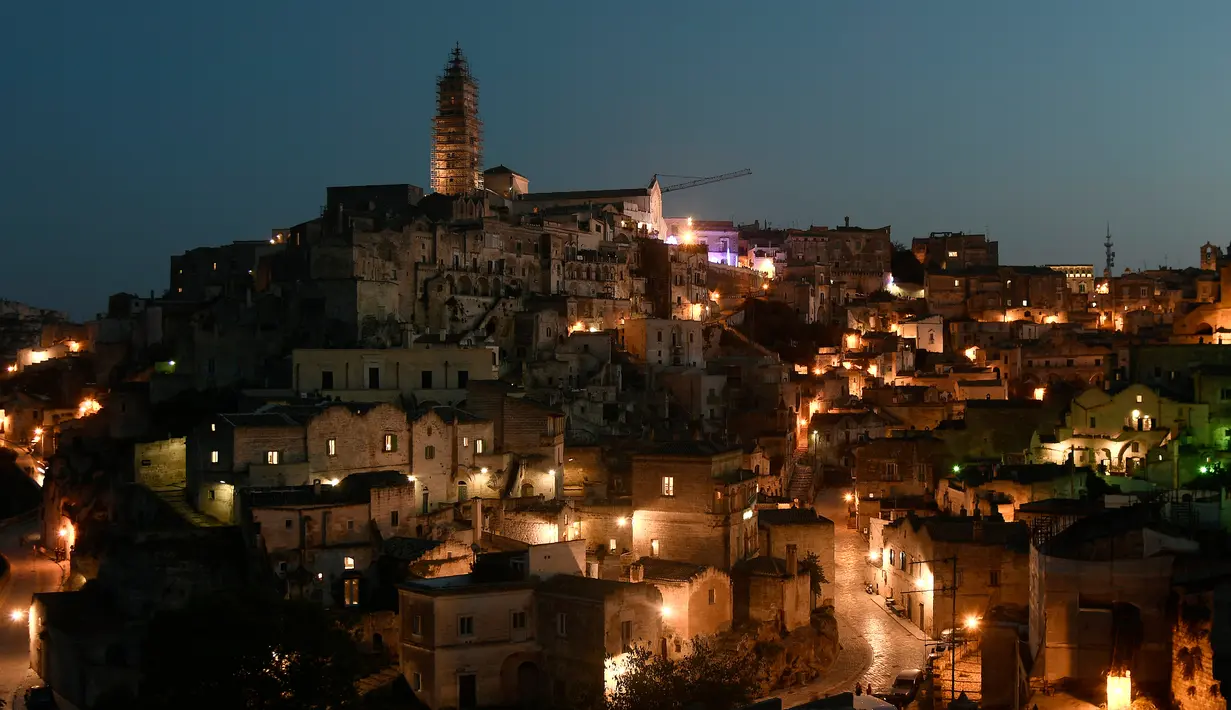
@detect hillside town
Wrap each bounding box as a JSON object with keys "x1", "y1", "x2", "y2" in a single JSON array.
[{"x1": 2, "y1": 45, "x2": 1231, "y2": 710}]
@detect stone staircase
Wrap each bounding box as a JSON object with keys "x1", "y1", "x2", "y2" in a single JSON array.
[
  {"x1": 787, "y1": 464, "x2": 815, "y2": 504},
  {"x1": 147, "y1": 483, "x2": 226, "y2": 527},
  {"x1": 356, "y1": 667, "x2": 402, "y2": 697}
]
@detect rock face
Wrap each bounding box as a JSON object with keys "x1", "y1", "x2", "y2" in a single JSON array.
[{"x1": 718, "y1": 605, "x2": 841, "y2": 694}]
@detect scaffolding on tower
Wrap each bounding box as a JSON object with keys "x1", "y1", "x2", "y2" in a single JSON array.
[{"x1": 431, "y1": 44, "x2": 484, "y2": 196}]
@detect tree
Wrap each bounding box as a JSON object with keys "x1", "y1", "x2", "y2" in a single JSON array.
[
  {"x1": 605, "y1": 637, "x2": 763, "y2": 710},
  {"x1": 137, "y1": 594, "x2": 361, "y2": 710},
  {"x1": 800, "y1": 551, "x2": 829, "y2": 599}
]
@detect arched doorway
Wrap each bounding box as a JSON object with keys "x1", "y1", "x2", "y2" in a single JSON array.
[
  {"x1": 520, "y1": 483, "x2": 534, "y2": 497},
  {"x1": 515, "y1": 661, "x2": 542, "y2": 708}
]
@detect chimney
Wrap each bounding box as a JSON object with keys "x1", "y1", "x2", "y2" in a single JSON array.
[
  {"x1": 313, "y1": 479, "x2": 322, "y2": 497},
  {"x1": 629, "y1": 562, "x2": 644, "y2": 583},
  {"x1": 844, "y1": 216, "x2": 850, "y2": 228},
  {"x1": 786, "y1": 544, "x2": 799, "y2": 576}
]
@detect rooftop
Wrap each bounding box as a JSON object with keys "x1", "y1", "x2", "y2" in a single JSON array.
[{"x1": 635, "y1": 557, "x2": 710, "y2": 583}]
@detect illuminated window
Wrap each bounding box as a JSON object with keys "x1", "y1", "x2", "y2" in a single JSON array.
[
  {"x1": 953, "y1": 280, "x2": 959, "y2": 287},
  {"x1": 651, "y1": 539, "x2": 660, "y2": 557},
  {"x1": 210, "y1": 423, "x2": 216, "y2": 432},
  {"x1": 383, "y1": 434, "x2": 397, "y2": 452},
  {"x1": 1136, "y1": 395, "x2": 1143, "y2": 403},
  {"x1": 661, "y1": 477, "x2": 675, "y2": 496},
  {"x1": 266, "y1": 451, "x2": 279, "y2": 465},
  {"x1": 210, "y1": 451, "x2": 219, "y2": 464},
  {"x1": 343, "y1": 556, "x2": 355, "y2": 570},
  {"x1": 326, "y1": 438, "x2": 336, "y2": 457},
  {"x1": 343, "y1": 578, "x2": 359, "y2": 606},
  {"x1": 609, "y1": 538, "x2": 617, "y2": 551},
  {"x1": 462, "y1": 436, "x2": 469, "y2": 447},
  {"x1": 947, "y1": 251, "x2": 958, "y2": 258},
  {"x1": 475, "y1": 439, "x2": 485, "y2": 454}
]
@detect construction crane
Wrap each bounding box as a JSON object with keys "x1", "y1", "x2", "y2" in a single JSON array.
[{"x1": 656, "y1": 169, "x2": 752, "y2": 193}]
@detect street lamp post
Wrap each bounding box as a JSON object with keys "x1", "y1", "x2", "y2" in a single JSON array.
[{"x1": 901, "y1": 555, "x2": 959, "y2": 701}]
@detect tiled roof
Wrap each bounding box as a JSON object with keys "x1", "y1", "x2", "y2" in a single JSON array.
[
  {"x1": 758, "y1": 508, "x2": 834, "y2": 526},
  {"x1": 383, "y1": 537, "x2": 443, "y2": 562},
  {"x1": 217, "y1": 412, "x2": 303, "y2": 428},
  {"x1": 537, "y1": 574, "x2": 631, "y2": 601},
  {"x1": 519, "y1": 187, "x2": 649, "y2": 202},
  {"x1": 636, "y1": 557, "x2": 708, "y2": 582}
]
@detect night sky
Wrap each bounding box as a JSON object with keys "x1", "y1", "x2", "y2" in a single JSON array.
[{"x1": 4, "y1": 0, "x2": 1230, "y2": 317}]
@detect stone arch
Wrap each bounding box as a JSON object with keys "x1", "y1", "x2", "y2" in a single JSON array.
[
  {"x1": 458, "y1": 274, "x2": 474, "y2": 296},
  {"x1": 1196, "y1": 323, "x2": 1215, "y2": 336},
  {"x1": 521, "y1": 483, "x2": 534, "y2": 497},
  {"x1": 499, "y1": 652, "x2": 544, "y2": 707},
  {"x1": 477, "y1": 276, "x2": 490, "y2": 297},
  {"x1": 493, "y1": 276, "x2": 503, "y2": 295}
]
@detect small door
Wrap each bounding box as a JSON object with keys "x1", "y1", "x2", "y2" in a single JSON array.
[{"x1": 459, "y1": 674, "x2": 477, "y2": 709}]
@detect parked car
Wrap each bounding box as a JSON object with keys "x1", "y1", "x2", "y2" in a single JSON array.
[
  {"x1": 24, "y1": 686, "x2": 57, "y2": 709},
  {"x1": 940, "y1": 627, "x2": 976, "y2": 645},
  {"x1": 885, "y1": 669, "x2": 924, "y2": 707}
]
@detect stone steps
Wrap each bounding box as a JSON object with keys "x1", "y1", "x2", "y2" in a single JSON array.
[{"x1": 147, "y1": 484, "x2": 227, "y2": 528}]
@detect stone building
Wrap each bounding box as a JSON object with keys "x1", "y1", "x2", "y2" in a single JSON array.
[
  {"x1": 1029, "y1": 506, "x2": 1199, "y2": 689},
  {"x1": 629, "y1": 441, "x2": 759, "y2": 570},
  {"x1": 290, "y1": 343, "x2": 501, "y2": 406},
  {"x1": 190, "y1": 402, "x2": 417, "y2": 522},
  {"x1": 784, "y1": 221, "x2": 893, "y2": 274},
  {"x1": 431, "y1": 45, "x2": 483, "y2": 196},
  {"x1": 852, "y1": 435, "x2": 950, "y2": 502},
  {"x1": 410, "y1": 405, "x2": 505, "y2": 511},
  {"x1": 731, "y1": 544, "x2": 813, "y2": 631},
  {"x1": 464, "y1": 381, "x2": 565, "y2": 499},
  {"x1": 872, "y1": 514, "x2": 1030, "y2": 638},
  {"x1": 634, "y1": 558, "x2": 733, "y2": 655},
  {"x1": 246, "y1": 471, "x2": 416, "y2": 606},
  {"x1": 621, "y1": 317, "x2": 705, "y2": 369},
  {"x1": 397, "y1": 542, "x2": 594, "y2": 710},
  {"x1": 912, "y1": 232, "x2": 999, "y2": 270},
  {"x1": 536, "y1": 574, "x2": 665, "y2": 702},
  {"x1": 757, "y1": 508, "x2": 836, "y2": 605}
]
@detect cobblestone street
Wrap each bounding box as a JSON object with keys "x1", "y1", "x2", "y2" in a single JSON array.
[{"x1": 768, "y1": 487, "x2": 927, "y2": 706}]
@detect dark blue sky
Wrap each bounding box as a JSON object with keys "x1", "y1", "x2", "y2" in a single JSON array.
[{"x1": 3, "y1": 1, "x2": 1229, "y2": 317}]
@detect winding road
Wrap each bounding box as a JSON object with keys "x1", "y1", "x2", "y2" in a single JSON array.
[
  {"x1": 768, "y1": 487, "x2": 927, "y2": 707},
  {"x1": 0, "y1": 515, "x2": 66, "y2": 708}
]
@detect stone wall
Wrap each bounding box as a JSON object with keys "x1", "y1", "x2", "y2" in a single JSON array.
[
  {"x1": 370, "y1": 484, "x2": 418, "y2": 538},
  {"x1": 133, "y1": 438, "x2": 186, "y2": 488},
  {"x1": 307, "y1": 403, "x2": 411, "y2": 482},
  {"x1": 1173, "y1": 587, "x2": 1228, "y2": 710}
]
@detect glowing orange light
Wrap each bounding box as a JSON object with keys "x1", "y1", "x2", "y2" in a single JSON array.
[
  {"x1": 78, "y1": 398, "x2": 102, "y2": 418},
  {"x1": 1033, "y1": 387, "x2": 1046, "y2": 401},
  {"x1": 1107, "y1": 671, "x2": 1131, "y2": 710},
  {"x1": 964, "y1": 346, "x2": 978, "y2": 361}
]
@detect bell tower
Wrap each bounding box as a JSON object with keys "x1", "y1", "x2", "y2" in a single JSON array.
[{"x1": 431, "y1": 45, "x2": 483, "y2": 196}]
